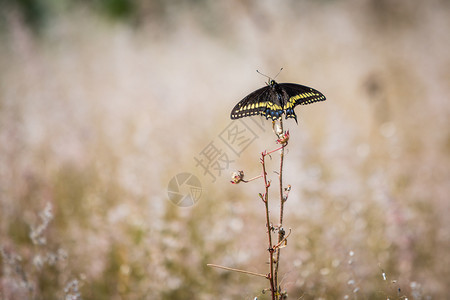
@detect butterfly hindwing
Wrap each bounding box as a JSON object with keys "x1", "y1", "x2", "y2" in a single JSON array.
[{"x1": 260, "y1": 86, "x2": 285, "y2": 121}]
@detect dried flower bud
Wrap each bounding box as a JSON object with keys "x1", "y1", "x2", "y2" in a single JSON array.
[
  {"x1": 275, "y1": 123, "x2": 283, "y2": 135},
  {"x1": 279, "y1": 227, "x2": 286, "y2": 237},
  {"x1": 231, "y1": 170, "x2": 245, "y2": 184},
  {"x1": 277, "y1": 130, "x2": 290, "y2": 145}
]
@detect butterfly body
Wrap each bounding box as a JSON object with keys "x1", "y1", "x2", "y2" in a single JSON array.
[{"x1": 230, "y1": 80, "x2": 326, "y2": 123}]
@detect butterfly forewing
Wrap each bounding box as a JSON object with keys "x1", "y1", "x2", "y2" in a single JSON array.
[
  {"x1": 230, "y1": 86, "x2": 272, "y2": 119},
  {"x1": 281, "y1": 83, "x2": 326, "y2": 109}
]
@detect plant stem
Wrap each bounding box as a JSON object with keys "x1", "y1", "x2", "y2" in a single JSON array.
[
  {"x1": 274, "y1": 118, "x2": 285, "y2": 298},
  {"x1": 261, "y1": 152, "x2": 276, "y2": 300}
]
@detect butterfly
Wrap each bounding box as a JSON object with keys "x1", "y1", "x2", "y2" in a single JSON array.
[{"x1": 230, "y1": 79, "x2": 326, "y2": 123}]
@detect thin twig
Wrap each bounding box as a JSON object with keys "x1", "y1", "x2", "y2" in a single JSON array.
[
  {"x1": 242, "y1": 174, "x2": 263, "y2": 183},
  {"x1": 265, "y1": 145, "x2": 286, "y2": 156},
  {"x1": 207, "y1": 264, "x2": 267, "y2": 278}
]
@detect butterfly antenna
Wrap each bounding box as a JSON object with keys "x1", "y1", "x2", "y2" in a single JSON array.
[
  {"x1": 256, "y1": 69, "x2": 271, "y2": 80},
  {"x1": 256, "y1": 68, "x2": 284, "y2": 85},
  {"x1": 273, "y1": 67, "x2": 283, "y2": 80}
]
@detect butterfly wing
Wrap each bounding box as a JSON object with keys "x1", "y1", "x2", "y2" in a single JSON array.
[
  {"x1": 280, "y1": 83, "x2": 326, "y2": 108},
  {"x1": 230, "y1": 85, "x2": 273, "y2": 119},
  {"x1": 231, "y1": 82, "x2": 326, "y2": 122},
  {"x1": 279, "y1": 83, "x2": 326, "y2": 121}
]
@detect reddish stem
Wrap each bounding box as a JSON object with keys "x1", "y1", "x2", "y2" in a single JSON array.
[{"x1": 261, "y1": 153, "x2": 276, "y2": 300}]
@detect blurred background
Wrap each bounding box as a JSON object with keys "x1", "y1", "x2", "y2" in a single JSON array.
[{"x1": 0, "y1": 0, "x2": 449, "y2": 299}]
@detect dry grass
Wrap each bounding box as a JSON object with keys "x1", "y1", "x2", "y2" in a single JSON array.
[{"x1": 1, "y1": 1, "x2": 449, "y2": 299}]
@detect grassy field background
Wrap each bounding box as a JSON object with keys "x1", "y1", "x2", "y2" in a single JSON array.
[{"x1": 1, "y1": 0, "x2": 449, "y2": 299}]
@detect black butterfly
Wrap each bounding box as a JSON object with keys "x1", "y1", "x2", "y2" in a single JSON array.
[{"x1": 230, "y1": 79, "x2": 326, "y2": 123}]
